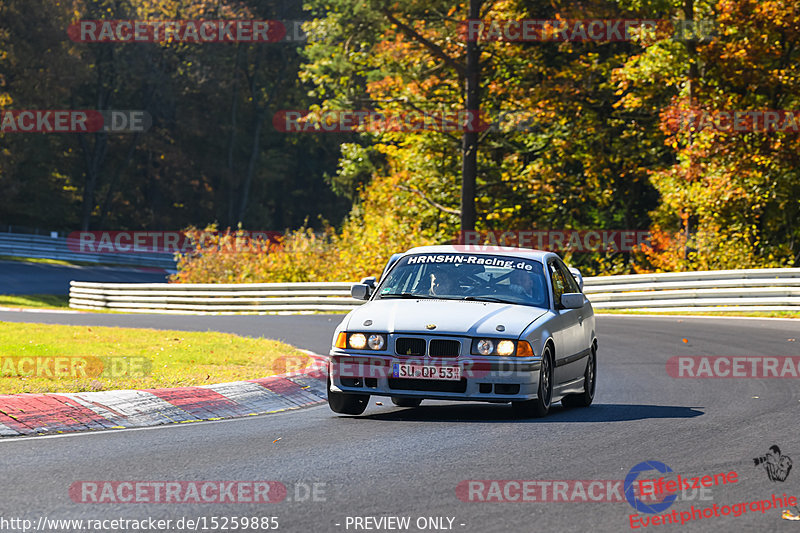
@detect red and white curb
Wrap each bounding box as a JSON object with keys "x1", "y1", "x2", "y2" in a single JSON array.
[{"x1": 0, "y1": 356, "x2": 328, "y2": 437}]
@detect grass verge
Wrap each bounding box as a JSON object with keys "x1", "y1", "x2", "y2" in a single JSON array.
[
  {"x1": 0, "y1": 321, "x2": 312, "y2": 394},
  {"x1": 0, "y1": 254, "x2": 165, "y2": 269},
  {"x1": 596, "y1": 309, "x2": 800, "y2": 319},
  {"x1": 0, "y1": 294, "x2": 70, "y2": 309},
  {"x1": 0, "y1": 255, "x2": 105, "y2": 267}
]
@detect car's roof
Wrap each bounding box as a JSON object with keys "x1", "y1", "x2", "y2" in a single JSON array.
[{"x1": 403, "y1": 244, "x2": 552, "y2": 261}]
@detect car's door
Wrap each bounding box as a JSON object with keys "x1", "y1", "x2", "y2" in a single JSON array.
[{"x1": 547, "y1": 259, "x2": 586, "y2": 384}]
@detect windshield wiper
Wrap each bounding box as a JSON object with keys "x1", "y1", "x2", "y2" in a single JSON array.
[
  {"x1": 381, "y1": 293, "x2": 464, "y2": 301},
  {"x1": 463, "y1": 296, "x2": 517, "y2": 305}
]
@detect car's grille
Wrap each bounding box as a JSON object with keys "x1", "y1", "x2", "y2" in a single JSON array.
[
  {"x1": 428, "y1": 339, "x2": 460, "y2": 357},
  {"x1": 388, "y1": 378, "x2": 467, "y2": 393},
  {"x1": 395, "y1": 337, "x2": 426, "y2": 356}
]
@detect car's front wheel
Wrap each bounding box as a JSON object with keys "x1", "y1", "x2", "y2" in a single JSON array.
[
  {"x1": 327, "y1": 374, "x2": 369, "y2": 415},
  {"x1": 512, "y1": 345, "x2": 553, "y2": 418},
  {"x1": 391, "y1": 397, "x2": 422, "y2": 408},
  {"x1": 562, "y1": 345, "x2": 596, "y2": 408}
]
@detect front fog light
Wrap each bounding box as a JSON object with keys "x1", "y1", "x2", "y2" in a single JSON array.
[
  {"x1": 477, "y1": 339, "x2": 494, "y2": 355},
  {"x1": 349, "y1": 333, "x2": 367, "y2": 349},
  {"x1": 368, "y1": 334, "x2": 385, "y2": 350},
  {"x1": 496, "y1": 340, "x2": 515, "y2": 356}
]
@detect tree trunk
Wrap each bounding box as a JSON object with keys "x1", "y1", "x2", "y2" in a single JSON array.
[
  {"x1": 236, "y1": 108, "x2": 267, "y2": 224},
  {"x1": 77, "y1": 45, "x2": 114, "y2": 231},
  {"x1": 225, "y1": 45, "x2": 244, "y2": 227},
  {"x1": 460, "y1": 0, "x2": 481, "y2": 238}
]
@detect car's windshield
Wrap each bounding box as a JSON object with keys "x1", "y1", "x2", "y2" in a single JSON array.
[{"x1": 376, "y1": 253, "x2": 548, "y2": 308}]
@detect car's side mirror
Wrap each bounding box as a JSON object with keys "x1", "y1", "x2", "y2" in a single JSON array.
[
  {"x1": 360, "y1": 276, "x2": 376, "y2": 288},
  {"x1": 561, "y1": 293, "x2": 584, "y2": 309},
  {"x1": 351, "y1": 283, "x2": 371, "y2": 301},
  {"x1": 568, "y1": 267, "x2": 584, "y2": 292}
]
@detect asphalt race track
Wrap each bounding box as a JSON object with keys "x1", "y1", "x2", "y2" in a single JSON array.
[
  {"x1": 0, "y1": 313, "x2": 798, "y2": 532},
  {"x1": 0, "y1": 260, "x2": 171, "y2": 295}
]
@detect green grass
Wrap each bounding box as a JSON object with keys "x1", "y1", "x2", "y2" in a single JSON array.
[
  {"x1": 0, "y1": 254, "x2": 158, "y2": 268},
  {"x1": 596, "y1": 309, "x2": 800, "y2": 319},
  {"x1": 0, "y1": 294, "x2": 70, "y2": 309},
  {"x1": 0, "y1": 255, "x2": 100, "y2": 267},
  {"x1": 0, "y1": 321, "x2": 313, "y2": 394}
]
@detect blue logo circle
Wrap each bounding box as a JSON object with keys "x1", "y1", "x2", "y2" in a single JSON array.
[{"x1": 624, "y1": 461, "x2": 677, "y2": 514}]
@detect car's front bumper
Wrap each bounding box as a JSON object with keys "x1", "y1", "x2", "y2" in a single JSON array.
[{"x1": 328, "y1": 352, "x2": 542, "y2": 402}]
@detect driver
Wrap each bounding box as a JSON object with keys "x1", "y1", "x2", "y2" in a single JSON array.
[
  {"x1": 429, "y1": 269, "x2": 457, "y2": 296},
  {"x1": 508, "y1": 269, "x2": 535, "y2": 298}
]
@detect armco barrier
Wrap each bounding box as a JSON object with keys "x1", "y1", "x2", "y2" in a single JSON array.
[
  {"x1": 0, "y1": 232, "x2": 176, "y2": 269},
  {"x1": 69, "y1": 268, "x2": 800, "y2": 314},
  {"x1": 583, "y1": 268, "x2": 800, "y2": 312},
  {"x1": 69, "y1": 281, "x2": 359, "y2": 313}
]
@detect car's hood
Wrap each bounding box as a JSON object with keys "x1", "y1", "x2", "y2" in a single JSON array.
[{"x1": 345, "y1": 298, "x2": 547, "y2": 338}]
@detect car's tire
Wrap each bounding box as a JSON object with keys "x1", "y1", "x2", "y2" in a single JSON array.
[
  {"x1": 512, "y1": 344, "x2": 553, "y2": 418},
  {"x1": 391, "y1": 397, "x2": 422, "y2": 408},
  {"x1": 327, "y1": 374, "x2": 369, "y2": 415},
  {"x1": 562, "y1": 345, "x2": 596, "y2": 408}
]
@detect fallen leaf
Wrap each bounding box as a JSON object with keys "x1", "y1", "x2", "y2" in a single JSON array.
[
  {"x1": 273, "y1": 438, "x2": 281, "y2": 444},
  {"x1": 375, "y1": 402, "x2": 383, "y2": 406},
  {"x1": 682, "y1": 338, "x2": 688, "y2": 343}
]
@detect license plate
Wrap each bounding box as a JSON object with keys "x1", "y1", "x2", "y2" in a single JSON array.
[{"x1": 392, "y1": 363, "x2": 461, "y2": 381}]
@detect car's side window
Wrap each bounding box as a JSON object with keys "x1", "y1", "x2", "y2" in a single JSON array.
[
  {"x1": 555, "y1": 260, "x2": 581, "y2": 294},
  {"x1": 548, "y1": 260, "x2": 566, "y2": 307}
]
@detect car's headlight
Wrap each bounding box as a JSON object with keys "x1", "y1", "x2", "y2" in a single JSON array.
[
  {"x1": 496, "y1": 340, "x2": 515, "y2": 356},
  {"x1": 336, "y1": 332, "x2": 387, "y2": 351},
  {"x1": 367, "y1": 334, "x2": 386, "y2": 350},
  {"x1": 470, "y1": 339, "x2": 535, "y2": 357},
  {"x1": 349, "y1": 333, "x2": 367, "y2": 349},
  {"x1": 476, "y1": 339, "x2": 495, "y2": 355}
]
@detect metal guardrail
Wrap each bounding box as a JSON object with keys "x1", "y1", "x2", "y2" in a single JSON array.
[
  {"x1": 69, "y1": 281, "x2": 358, "y2": 313},
  {"x1": 0, "y1": 232, "x2": 176, "y2": 269},
  {"x1": 583, "y1": 268, "x2": 800, "y2": 311},
  {"x1": 68, "y1": 268, "x2": 800, "y2": 314}
]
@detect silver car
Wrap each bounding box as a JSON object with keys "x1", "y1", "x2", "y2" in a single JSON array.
[{"x1": 327, "y1": 245, "x2": 597, "y2": 418}]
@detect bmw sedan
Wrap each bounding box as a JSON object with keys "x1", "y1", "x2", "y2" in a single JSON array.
[{"x1": 327, "y1": 245, "x2": 597, "y2": 418}]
